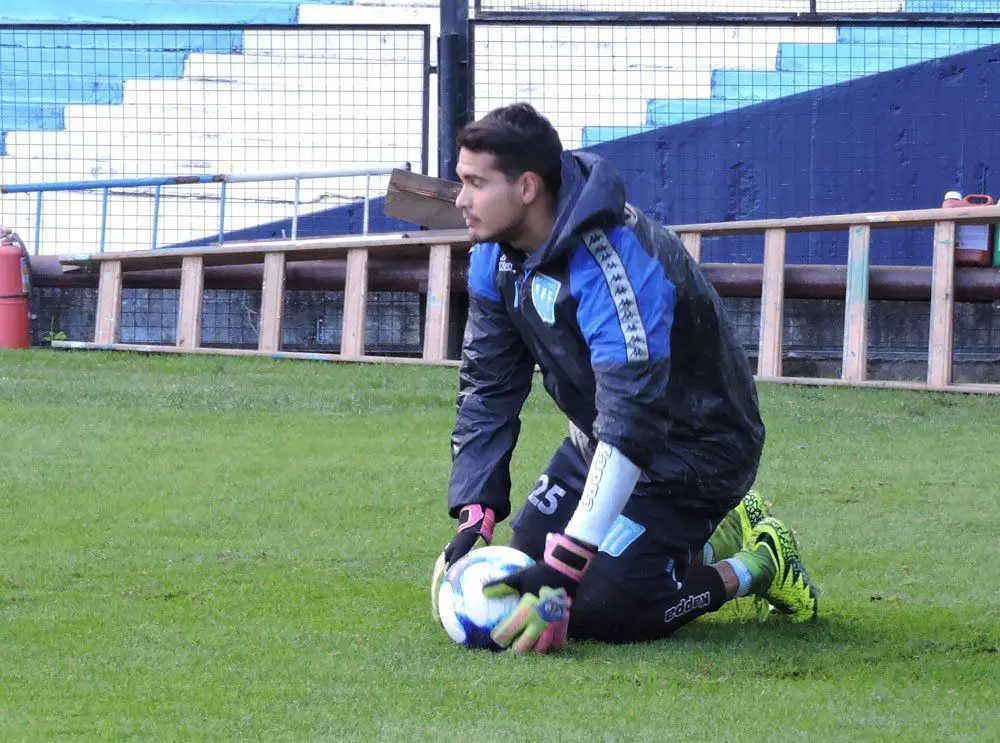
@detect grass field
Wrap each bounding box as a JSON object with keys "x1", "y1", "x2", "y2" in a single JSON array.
[{"x1": 1, "y1": 349, "x2": 998, "y2": 742}]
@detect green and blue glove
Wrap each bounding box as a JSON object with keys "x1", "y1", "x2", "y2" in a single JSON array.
[{"x1": 483, "y1": 532, "x2": 596, "y2": 654}]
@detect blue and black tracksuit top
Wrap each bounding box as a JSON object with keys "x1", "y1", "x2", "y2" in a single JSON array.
[{"x1": 448, "y1": 151, "x2": 765, "y2": 522}]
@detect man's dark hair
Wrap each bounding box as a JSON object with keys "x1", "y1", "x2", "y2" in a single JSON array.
[{"x1": 456, "y1": 102, "x2": 563, "y2": 198}]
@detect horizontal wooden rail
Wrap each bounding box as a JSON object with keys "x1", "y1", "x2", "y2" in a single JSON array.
[
  {"x1": 669, "y1": 204, "x2": 1000, "y2": 237},
  {"x1": 60, "y1": 230, "x2": 472, "y2": 272},
  {"x1": 50, "y1": 342, "x2": 462, "y2": 368}
]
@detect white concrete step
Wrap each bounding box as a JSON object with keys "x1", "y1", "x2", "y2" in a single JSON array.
[
  {"x1": 6, "y1": 130, "x2": 421, "y2": 157},
  {"x1": 183, "y1": 51, "x2": 426, "y2": 81},
  {"x1": 61, "y1": 104, "x2": 419, "y2": 137},
  {"x1": 243, "y1": 27, "x2": 431, "y2": 58},
  {"x1": 121, "y1": 79, "x2": 425, "y2": 108},
  {"x1": 476, "y1": 69, "x2": 712, "y2": 99}
]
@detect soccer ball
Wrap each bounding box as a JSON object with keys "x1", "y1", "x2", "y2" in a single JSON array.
[{"x1": 432, "y1": 545, "x2": 535, "y2": 651}]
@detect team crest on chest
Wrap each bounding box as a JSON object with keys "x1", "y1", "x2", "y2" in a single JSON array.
[{"x1": 531, "y1": 273, "x2": 561, "y2": 324}]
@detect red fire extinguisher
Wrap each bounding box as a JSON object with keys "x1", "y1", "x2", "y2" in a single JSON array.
[{"x1": 0, "y1": 227, "x2": 31, "y2": 349}]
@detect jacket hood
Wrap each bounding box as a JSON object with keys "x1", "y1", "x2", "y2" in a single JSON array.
[{"x1": 523, "y1": 150, "x2": 626, "y2": 270}]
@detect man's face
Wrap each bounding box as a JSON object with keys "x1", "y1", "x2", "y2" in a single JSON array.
[{"x1": 454, "y1": 148, "x2": 526, "y2": 244}]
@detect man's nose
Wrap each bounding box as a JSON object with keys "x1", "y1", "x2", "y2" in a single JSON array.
[{"x1": 455, "y1": 185, "x2": 469, "y2": 209}]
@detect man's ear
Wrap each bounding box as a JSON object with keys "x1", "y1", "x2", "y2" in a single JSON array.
[{"x1": 518, "y1": 171, "x2": 544, "y2": 206}]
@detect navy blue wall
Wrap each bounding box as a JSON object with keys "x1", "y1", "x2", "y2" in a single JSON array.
[{"x1": 589, "y1": 43, "x2": 1000, "y2": 266}]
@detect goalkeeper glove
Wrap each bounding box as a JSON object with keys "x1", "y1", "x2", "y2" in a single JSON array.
[
  {"x1": 444, "y1": 504, "x2": 496, "y2": 566},
  {"x1": 432, "y1": 505, "x2": 496, "y2": 623},
  {"x1": 483, "y1": 532, "x2": 596, "y2": 654}
]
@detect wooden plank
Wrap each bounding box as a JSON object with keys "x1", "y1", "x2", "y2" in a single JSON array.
[
  {"x1": 680, "y1": 232, "x2": 702, "y2": 262},
  {"x1": 423, "y1": 244, "x2": 452, "y2": 362},
  {"x1": 51, "y1": 341, "x2": 463, "y2": 368},
  {"x1": 384, "y1": 169, "x2": 465, "y2": 229},
  {"x1": 928, "y1": 220, "x2": 956, "y2": 387},
  {"x1": 58, "y1": 229, "x2": 471, "y2": 273},
  {"x1": 258, "y1": 252, "x2": 286, "y2": 353},
  {"x1": 841, "y1": 224, "x2": 871, "y2": 382},
  {"x1": 176, "y1": 255, "x2": 204, "y2": 349},
  {"x1": 669, "y1": 202, "x2": 1000, "y2": 237},
  {"x1": 94, "y1": 259, "x2": 122, "y2": 345},
  {"x1": 757, "y1": 228, "x2": 786, "y2": 378},
  {"x1": 751, "y1": 374, "x2": 1000, "y2": 396},
  {"x1": 341, "y1": 248, "x2": 369, "y2": 357}
]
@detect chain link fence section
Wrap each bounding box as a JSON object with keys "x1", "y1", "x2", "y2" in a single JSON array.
[
  {"x1": 474, "y1": 1, "x2": 999, "y2": 14},
  {"x1": 0, "y1": 25, "x2": 429, "y2": 254}
]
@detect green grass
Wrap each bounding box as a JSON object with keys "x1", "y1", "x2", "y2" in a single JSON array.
[{"x1": 1, "y1": 349, "x2": 998, "y2": 742}]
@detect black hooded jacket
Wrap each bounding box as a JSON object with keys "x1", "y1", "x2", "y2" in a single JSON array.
[{"x1": 447, "y1": 151, "x2": 765, "y2": 522}]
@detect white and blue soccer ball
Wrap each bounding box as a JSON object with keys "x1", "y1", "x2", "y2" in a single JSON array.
[{"x1": 432, "y1": 545, "x2": 535, "y2": 651}]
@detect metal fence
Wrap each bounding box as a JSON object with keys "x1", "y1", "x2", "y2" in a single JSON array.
[
  {"x1": 471, "y1": 11, "x2": 1000, "y2": 264},
  {"x1": 31, "y1": 286, "x2": 425, "y2": 355},
  {"x1": 473, "y1": 1, "x2": 1000, "y2": 14},
  {"x1": 0, "y1": 24, "x2": 430, "y2": 254}
]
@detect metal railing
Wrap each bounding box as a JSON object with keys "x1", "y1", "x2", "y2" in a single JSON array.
[{"x1": 1, "y1": 164, "x2": 409, "y2": 254}]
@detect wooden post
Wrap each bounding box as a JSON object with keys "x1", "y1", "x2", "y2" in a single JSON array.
[
  {"x1": 680, "y1": 232, "x2": 702, "y2": 262},
  {"x1": 423, "y1": 244, "x2": 452, "y2": 361},
  {"x1": 94, "y1": 260, "x2": 123, "y2": 345},
  {"x1": 757, "y1": 228, "x2": 786, "y2": 379},
  {"x1": 177, "y1": 255, "x2": 204, "y2": 349},
  {"x1": 341, "y1": 248, "x2": 369, "y2": 357},
  {"x1": 928, "y1": 220, "x2": 956, "y2": 387},
  {"x1": 841, "y1": 225, "x2": 870, "y2": 382},
  {"x1": 258, "y1": 252, "x2": 286, "y2": 353}
]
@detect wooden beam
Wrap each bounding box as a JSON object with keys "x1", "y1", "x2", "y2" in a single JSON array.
[
  {"x1": 258, "y1": 252, "x2": 286, "y2": 353},
  {"x1": 751, "y1": 374, "x2": 1000, "y2": 396},
  {"x1": 758, "y1": 228, "x2": 786, "y2": 379},
  {"x1": 841, "y1": 225, "x2": 871, "y2": 382},
  {"x1": 670, "y1": 203, "x2": 1000, "y2": 237},
  {"x1": 680, "y1": 232, "x2": 702, "y2": 262},
  {"x1": 58, "y1": 229, "x2": 471, "y2": 273},
  {"x1": 51, "y1": 341, "x2": 462, "y2": 368},
  {"x1": 176, "y1": 255, "x2": 204, "y2": 349},
  {"x1": 384, "y1": 169, "x2": 465, "y2": 229},
  {"x1": 423, "y1": 244, "x2": 452, "y2": 361},
  {"x1": 341, "y1": 248, "x2": 369, "y2": 357},
  {"x1": 928, "y1": 220, "x2": 956, "y2": 387},
  {"x1": 94, "y1": 259, "x2": 122, "y2": 345}
]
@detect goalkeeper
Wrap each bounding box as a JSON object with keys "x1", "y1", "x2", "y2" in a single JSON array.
[{"x1": 439, "y1": 103, "x2": 818, "y2": 653}]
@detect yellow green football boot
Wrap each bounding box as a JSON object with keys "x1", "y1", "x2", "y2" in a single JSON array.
[
  {"x1": 744, "y1": 516, "x2": 819, "y2": 622},
  {"x1": 735, "y1": 488, "x2": 770, "y2": 546}
]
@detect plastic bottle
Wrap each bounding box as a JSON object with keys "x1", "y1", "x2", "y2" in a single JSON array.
[{"x1": 942, "y1": 191, "x2": 995, "y2": 267}]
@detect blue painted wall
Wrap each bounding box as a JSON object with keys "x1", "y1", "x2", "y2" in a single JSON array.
[{"x1": 585, "y1": 43, "x2": 1000, "y2": 266}]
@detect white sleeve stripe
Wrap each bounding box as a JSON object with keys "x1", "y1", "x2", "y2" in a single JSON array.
[{"x1": 581, "y1": 228, "x2": 650, "y2": 362}]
